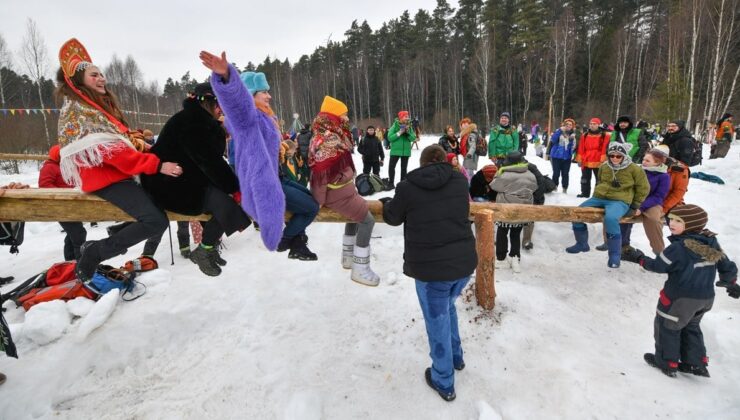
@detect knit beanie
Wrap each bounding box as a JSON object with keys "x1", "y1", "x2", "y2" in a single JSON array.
[
  {"x1": 398, "y1": 110, "x2": 410, "y2": 120},
  {"x1": 446, "y1": 153, "x2": 457, "y2": 164},
  {"x1": 500, "y1": 112, "x2": 511, "y2": 120},
  {"x1": 503, "y1": 151, "x2": 524, "y2": 166},
  {"x1": 239, "y1": 72, "x2": 270, "y2": 95},
  {"x1": 320, "y1": 96, "x2": 348, "y2": 117},
  {"x1": 669, "y1": 204, "x2": 708, "y2": 233},
  {"x1": 652, "y1": 144, "x2": 670, "y2": 157},
  {"x1": 481, "y1": 164, "x2": 498, "y2": 183},
  {"x1": 670, "y1": 119, "x2": 686, "y2": 130},
  {"x1": 192, "y1": 82, "x2": 215, "y2": 100},
  {"x1": 590, "y1": 117, "x2": 602, "y2": 125}
]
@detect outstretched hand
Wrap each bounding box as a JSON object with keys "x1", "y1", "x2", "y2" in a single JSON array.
[{"x1": 199, "y1": 51, "x2": 229, "y2": 78}]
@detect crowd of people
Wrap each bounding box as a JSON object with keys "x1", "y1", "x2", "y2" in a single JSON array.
[{"x1": 1, "y1": 38, "x2": 739, "y2": 401}]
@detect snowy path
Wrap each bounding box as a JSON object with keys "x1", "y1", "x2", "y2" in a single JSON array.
[{"x1": 1, "y1": 136, "x2": 739, "y2": 419}]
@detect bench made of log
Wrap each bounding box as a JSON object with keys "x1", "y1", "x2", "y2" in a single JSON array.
[{"x1": 0, "y1": 188, "x2": 640, "y2": 309}]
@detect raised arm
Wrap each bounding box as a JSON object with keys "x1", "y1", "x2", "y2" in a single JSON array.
[{"x1": 200, "y1": 51, "x2": 256, "y2": 131}]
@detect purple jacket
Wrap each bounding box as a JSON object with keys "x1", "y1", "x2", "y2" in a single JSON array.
[
  {"x1": 211, "y1": 64, "x2": 284, "y2": 250},
  {"x1": 640, "y1": 169, "x2": 670, "y2": 211}
]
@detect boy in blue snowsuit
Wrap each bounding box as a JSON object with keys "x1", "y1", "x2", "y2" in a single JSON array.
[{"x1": 624, "y1": 204, "x2": 739, "y2": 377}]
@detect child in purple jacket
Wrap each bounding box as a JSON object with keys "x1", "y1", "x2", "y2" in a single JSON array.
[{"x1": 621, "y1": 149, "x2": 670, "y2": 258}]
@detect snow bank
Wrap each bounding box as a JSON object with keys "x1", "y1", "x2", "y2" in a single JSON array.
[
  {"x1": 1, "y1": 137, "x2": 739, "y2": 419},
  {"x1": 22, "y1": 300, "x2": 71, "y2": 346}
]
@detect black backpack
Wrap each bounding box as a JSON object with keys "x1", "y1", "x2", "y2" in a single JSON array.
[
  {"x1": 0, "y1": 222, "x2": 24, "y2": 254},
  {"x1": 355, "y1": 174, "x2": 374, "y2": 196},
  {"x1": 688, "y1": 137, "x2": 703, "y2": 167}
]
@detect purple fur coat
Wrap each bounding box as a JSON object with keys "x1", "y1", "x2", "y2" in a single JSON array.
[{"x1": 211, "y1": 64, "x2": 284, "y2": 250}]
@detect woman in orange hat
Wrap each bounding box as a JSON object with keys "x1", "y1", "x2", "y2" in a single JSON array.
[
  {"x1": 309, "y1": 96, "x2": 380, "y2": 286},
  {"x1": 55, "y1": 38, "x2": 181, "y2": 281}
]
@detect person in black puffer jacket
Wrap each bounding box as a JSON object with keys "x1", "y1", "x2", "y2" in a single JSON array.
[
  {"x1": 141, "y1": 82, "x2": 251, "y2": 276},
  {"x1": 381, "y1": 144, "x2": 477, "y2": 402},
  {"x1": 296, "y1": 124, "x2": 312, "y2": 161},
  {"x1": 358, "y1": 126, "x2": 385, "y2": 175},
  {"x1": 661, "y1": 119, "x2": 695, "y2": 166}
]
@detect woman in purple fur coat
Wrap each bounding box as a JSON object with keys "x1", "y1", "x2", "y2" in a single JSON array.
[
  {"x1": 621, "y1": 149, "x2": 671, "y2": 257},
  {"x1": 200, "y1": 51, "x2": 285, "y2": 252}
]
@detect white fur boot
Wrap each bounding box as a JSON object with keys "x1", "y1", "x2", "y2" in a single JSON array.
[
  {"x1": 342, "y1": 235, "x2": 355, "y2": 269},
  {"x1": 351, "y1": 246, "x2": 380, "y2": 287}
]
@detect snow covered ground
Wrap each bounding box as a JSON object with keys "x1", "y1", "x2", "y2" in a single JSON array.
[{"x1": 1, "y1": 136, "x2": 739, "y2": 419}]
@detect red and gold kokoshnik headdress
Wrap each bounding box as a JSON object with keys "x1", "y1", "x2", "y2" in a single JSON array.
[
  {"x1": 58, "y1": 38, "x2": 128, "y2": 134},
  {"x1": 59, "y1": 38, "x2": 92, "y2": 78}
]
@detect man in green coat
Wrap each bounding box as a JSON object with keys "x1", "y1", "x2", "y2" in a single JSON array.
[
  {"x1": 609, "y1": 115, "x2": 649, "y2": 163},
  {"x1": 488, "y1": 112, "x2": 519, "y2": 167},
  {"x1": 387, "y1": 110, "x2": 417, "y2": 189}
]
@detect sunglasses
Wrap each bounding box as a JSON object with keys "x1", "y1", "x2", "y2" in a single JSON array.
[{"x1": 608, "y1": 154, "x2": 623, "y2": 159}]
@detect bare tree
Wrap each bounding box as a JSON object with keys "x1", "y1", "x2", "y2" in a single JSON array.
[
  {"x1": 685, "y1": 0, "x2": 703, "y2": 129},
  {"x1": 471, "y1": 31, "x2": 493, "y2": 128},
  {"x1": 18, "y1": 18, "x2": 51, "y2": 146},
  {"x1": 0, "y1": 33, "x2": 11, "y2": 107}
]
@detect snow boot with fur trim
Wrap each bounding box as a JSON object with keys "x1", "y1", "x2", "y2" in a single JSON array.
[{"x1": 351, "y1": 246, "x2": 379, "y2": 287}]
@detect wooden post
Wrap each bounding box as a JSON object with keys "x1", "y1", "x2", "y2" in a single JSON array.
[{"x1": 474, "y1": 209, "x2": 496, "y2": 310}]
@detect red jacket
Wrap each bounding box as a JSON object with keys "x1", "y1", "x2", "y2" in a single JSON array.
[
  {"x1": 39, "y1": 159, "x2": 74, "y2": 188},
  {"x1": 79, "y1": 146, "x2": 160, "y2": 193},
  {"x1": 576, "y1": 130, "x2": 609, "y2": 168}
]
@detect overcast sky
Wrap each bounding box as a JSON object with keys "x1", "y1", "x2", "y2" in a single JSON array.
[{"x1": 2, "y1": 0, "x2": 458, "y2": 90}]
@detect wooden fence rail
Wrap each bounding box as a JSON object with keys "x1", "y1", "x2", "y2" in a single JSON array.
[
  {"x1": 0, "y1": 153, "x2": 47, "y2": 161},
  {"x1": 0, "y1": 188, "x2": 639, "y2": 309}
]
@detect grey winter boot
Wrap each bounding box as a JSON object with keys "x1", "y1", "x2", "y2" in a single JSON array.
[
  {"x1": 189, "y1": 245, "x2": 222, "y2": 276},
  {"x1": 342, "y1": 234, "x2": 355, "y2": 269}
]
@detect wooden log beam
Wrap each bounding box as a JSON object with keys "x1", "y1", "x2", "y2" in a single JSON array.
[
  {"x1": 0, "y1": 189, "x2": 640, "y2": 224},
  {"x1": 474, "y1": 209, "x2": 496, "y2": 310},
  {"x1": 0, "y1": 153, "x2": 47, "y2": 161},
  {"x1": 0, "y1": 189, "x2": 208, "y2": 222}
]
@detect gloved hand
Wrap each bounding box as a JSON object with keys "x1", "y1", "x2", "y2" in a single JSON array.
[
  {"x1": 378, "y1": 197, "x2": 392, "y2": 205},
  {"x1": 621, "y1": 248, "x2": 645, "y2": 264},
  {"x1": 716, "y1": 279, "x2": 740, "y2": 299}
]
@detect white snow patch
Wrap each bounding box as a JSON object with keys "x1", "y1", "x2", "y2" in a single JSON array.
[
  {"x1": 477, "y1": 400, "x2": 503, "y2": 420},
  {"x1": 66, "y1": 297, "x2": 95, "y2": 317},
  {"x1": 76, "y1": 290, "x2": 118, "y2": 341},
  {"x1": 22, "y1": 300, "x2": 71, "y2": 345},
  {"x1": 283, "y1": 391, "x2": 323, "y2": 420}
]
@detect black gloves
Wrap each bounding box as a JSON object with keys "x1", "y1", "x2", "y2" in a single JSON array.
[
  {"x1": 621, "y1": 248, "x2": 645, "y2": 264},
  {"x1": 378, "y1": 197, "x2": 392, "y2": 205},
  {"x1": 716, "y1": 279, "x2": 740, "y2": 299}
]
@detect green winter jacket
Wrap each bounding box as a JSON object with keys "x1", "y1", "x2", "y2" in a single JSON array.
[
  {"x1": 387, "y1": 118, "x2": 417, "y2": 157},
  {"x1": 593, "y1": 162, "x2": 650, "y2": 208},
  {"x1": 608, "y1": 129, "x2": 642, "y2": 158},
  {"x1": 488, "y1": 125, "x2": 519, "y2": 158}
]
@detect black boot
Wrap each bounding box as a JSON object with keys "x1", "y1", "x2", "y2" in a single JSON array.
[
  {"x1": 213, "y1": 243, "x2": 227, "y2": 267},
  {"x1": 76, "y1": 240, "x2": 103, "y2": 281},
  {"x1": 288, "y1": 236, "x2": 317, "y2": 261},
  {"x1": 179, "y1": 246, "x2": 191, "y2": 259},
  {"x1": 678, "y1": 362, "x2": 710, "y2": 377},
  {"x1": 644, "y1": 353, "x2": 677, "y2": 377},
  {"x1": 189, "y1": 245, "x2": 222, "y2": 276},
  {"x1": 276, "y1": 236, "x2": 293, "y2": 252},
  {"x1": 424, "y1": 368, "x2": 455, "y2": 401}
]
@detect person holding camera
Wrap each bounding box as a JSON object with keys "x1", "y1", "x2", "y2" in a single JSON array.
[
  {"x1": 386, "y1": 110, "x2": 416, "y2": 189},
  {"x1": 565, "y1": 142, "x2": 649, "y2": 268}
]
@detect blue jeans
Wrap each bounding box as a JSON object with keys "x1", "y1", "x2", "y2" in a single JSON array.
[
  {"x1": 282, "y1": 179, "x2": 319, "y2": 238},
  {"x1": 573, "y1": 197, "x2": 629, "y2": 235},
  {"x1": 415, "y1": 276, "x2": 470, "y2": 392}
]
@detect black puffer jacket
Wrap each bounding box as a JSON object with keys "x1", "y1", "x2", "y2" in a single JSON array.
[
  {"x1": 358, "y1": 134, "x2": 385, "y2": 162},
  {"x1": 662, "y1": 127, "x2": 694, "y2": 165},
  {"x1": 296, "y1": 127, "x2": 312, "y2": 160},
  {"x1": 142, "y1": 99, "x2": 238, "y2": 215},
  {"x1": 382, "y1": 162, "x2": 477, "y2": 281}
]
